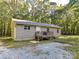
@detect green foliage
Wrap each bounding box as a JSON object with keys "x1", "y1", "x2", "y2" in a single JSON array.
[
  {"x1": 51, "y1": 0, "x2": 79, "y2": 35},
  {"x1": 0, "y1": 0, "x2": 51, "y2": 37},
  {"x1": 62, "y1": 0, "x2": 79, "y2": 35},
  {"x1": 0, "y1": 0, "x2": 79, "y2": 36},
  {"x1": 0, "y1": 0, "x2": 29, "y2": 36}
]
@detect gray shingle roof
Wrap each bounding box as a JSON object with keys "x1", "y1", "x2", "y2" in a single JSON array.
[{"x1": 13, "y1": 18, "x2": 60, "y2": 28}]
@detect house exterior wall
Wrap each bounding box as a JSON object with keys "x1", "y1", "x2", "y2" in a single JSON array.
[
  {"x1": 14, "y1": 23, "x2": 16, "y2": 40},
  {"x1": 36, "y1": 27, "x2": 47, "y2": 32},
  {"x1": 14, "y1": 24, "x2": 61, "y2": 41},
  {"x1": 36, "y1": 27, "x2": 41, "y2": 31},
  {"x1": 14, "y1": 24, "x2": 36, "y2": 41},
  {"x1": 36, "y1": 27, "x2": 61, "y2": 37},
  {"x1": 41, "y1": 27, "x2": 47, "y2": 31},
  {"x1": 49, "y1": 28, "x2": 61, "y2": 37}
]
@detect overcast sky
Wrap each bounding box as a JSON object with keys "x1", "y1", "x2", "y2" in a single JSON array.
[{"x1": 50, "y1": 0, "x2": 70, "y2": 6}]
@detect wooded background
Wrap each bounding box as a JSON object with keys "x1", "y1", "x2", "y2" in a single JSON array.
[{"x1": 0, "y1": 0, "x2": 79, "y2": 37}]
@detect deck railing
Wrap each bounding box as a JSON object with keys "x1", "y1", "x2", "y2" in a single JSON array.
[{"x1": 35, "y1": 31, "x2": 54, "y2": 40}]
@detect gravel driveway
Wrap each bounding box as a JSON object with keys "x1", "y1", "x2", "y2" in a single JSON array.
[{"x1": 0, "y1": 42, "x2": 73, "y2": 59}]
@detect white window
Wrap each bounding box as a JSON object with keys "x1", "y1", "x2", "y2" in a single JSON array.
[{"x1": 24, "y1": 25, "x2": 30, "y2": 30}]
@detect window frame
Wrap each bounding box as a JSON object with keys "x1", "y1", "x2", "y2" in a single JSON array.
[
  {"x1": 28, "y1": 26, "x2": 30, "y2": 30},
  {"x1": 24, "y1": 25, "x2": 30, "y2": 30}
]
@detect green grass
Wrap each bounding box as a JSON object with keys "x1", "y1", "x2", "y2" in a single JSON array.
[
  {"x1": 53, "y1": 35, "x2": 79, "y2": 59},
  {"x1": 0, "y1": 37, "x2": 13, "y2": 40}
]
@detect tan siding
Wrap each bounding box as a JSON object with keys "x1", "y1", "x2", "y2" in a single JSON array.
[
  {"x1": 36, "y1": 27, "x2": 47, "y2": 32},
  {"x1": 36, "y1": 27, "x2": 41, "y2": 31},
  {"x1": 15, "y1": 25, "x2": 36, "y2": 41},
  {"x1": 14, "y1": 23, "x2": 16, "y2": 39},
  {"x1": 41, "y1": 27, "x2": 47, "y2": 31},
  {"x1": 14, "y1": 24, "x2": 61, "y2": 41},
  {"x1": 49, "y1": 28, "x2": 61, "y2": 37}
]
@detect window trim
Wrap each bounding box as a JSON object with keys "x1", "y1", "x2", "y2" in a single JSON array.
[
  {"x1": 24, "y1": 25, "x2": 30, "y2": 30},
  {"x1": 24, "y1": 25, "x2": 28, "y2": 30},
  {"x1": 28, "y1": 26, "x2": 30, "y2": 30}
]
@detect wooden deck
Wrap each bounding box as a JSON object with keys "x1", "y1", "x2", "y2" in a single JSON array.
[{"x1": 35, "y1": 31, "x2": 55, "y2": 41}]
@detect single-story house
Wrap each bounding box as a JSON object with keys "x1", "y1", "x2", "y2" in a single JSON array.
[{"x1": 11, "y1": 18, "x2": 61, "y2": 41}]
